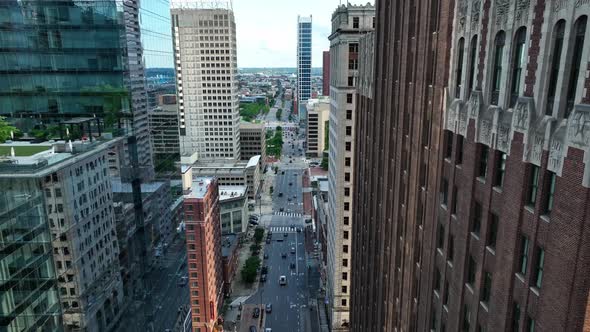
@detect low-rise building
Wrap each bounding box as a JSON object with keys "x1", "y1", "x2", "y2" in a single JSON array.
[
  {"x1": 240, "y1": 122, "x2": 266, "y2": 169},
  {"x1": 306, "y1": 98, "x2": 330, "y2": 157},
  {"x1": 219, "y1": 186, "x2": 248, "y2": 234},
  {"x1": 221, "y1": 234, "x2": 240, "y2": 297}
]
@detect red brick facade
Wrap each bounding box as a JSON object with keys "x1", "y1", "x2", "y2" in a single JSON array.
[
  {"x1": 184, "y1": 179, "x2": 223, "y2": 331},
  {"x1": 323, "y1": 51, "x2": 330, "y2": 96}
]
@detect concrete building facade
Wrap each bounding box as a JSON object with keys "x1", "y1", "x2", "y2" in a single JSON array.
[
  {"x1": 306, "y1": 98, "x2": 330, "y2": 158},
  {"x1": 326, "y1": 4, "x2": 374, "y2": 330},
  {"x1": 239, "y1": 122, "x2": 267, "y2": 168},
  {"x1": 322, "y1": 51, "x2": 330, "y2": 97},
  {"x1": 219, "y1": 185, "x2": 248, "y2": 234},
  {"x1": 297, "y1": 15, "x2": 312, "y2": 120},
  {"x1": 171, "y1": 5, "x2": 241, "y2": 163},
  {"x1": 149, "y1": 104, "x2": 181, "y2": 157},
  {"x1": 182, "y1": 175, "x2": 223, "y2": 331}
]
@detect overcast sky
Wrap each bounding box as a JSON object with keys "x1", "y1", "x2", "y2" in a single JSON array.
[{"x1": 232, "y1": 0, "x2": 373, "y2": 68}]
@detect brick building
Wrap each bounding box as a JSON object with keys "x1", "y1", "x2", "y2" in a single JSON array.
[
  {"x1": 182, "y1": 172, "x2": 224, "y2": 331},
  {"x1": 350, "y1": 0, "x2": 452, "y2": 330},
  {"x1": 352, "y1": 0, "x2": 590, "y2": 331},
  {"x1": 322, "y1": 50, "x2": 330, "y2": 96}
]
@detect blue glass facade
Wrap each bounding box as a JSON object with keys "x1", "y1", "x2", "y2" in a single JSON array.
[
  {"x1": 297, "y1": 18, "x2": 312, "y2": 120},
  {"x1": 139, "y1": 0, "x2": 173, "y2": 69},
  {"x1": 0, "y1": 0, "x2": 130, "y2": 131}
]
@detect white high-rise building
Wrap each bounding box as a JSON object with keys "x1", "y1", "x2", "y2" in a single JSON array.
[
  {"x1": 326, "y1": 4, "x2": 374, "y2": 331},
  {"x1": 172, "y1": 3, "x2": 240, "y2": 164}
]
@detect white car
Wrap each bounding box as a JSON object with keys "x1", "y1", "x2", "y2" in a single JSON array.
[{"x1": 279, "y1": 275, "x2": 287, "y2": 286}]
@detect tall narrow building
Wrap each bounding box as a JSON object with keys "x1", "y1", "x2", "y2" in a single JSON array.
[
  {"x1": 171, "y1": 3, "x2": 240, "y2": 163},
  {"x1": 297, "y1": 15, "x2": 312, "y2": 122},
  {"x1": 351, "y1": 0, "x2": 452, "y2": 330},
  {"x1": 326, "y1": 4, "x2": 374, "y2": 330}
]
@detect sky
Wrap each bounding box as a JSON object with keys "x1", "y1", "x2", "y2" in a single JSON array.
[{"x1": 232, "y1": 0, "x2": 374, "y2": 68}]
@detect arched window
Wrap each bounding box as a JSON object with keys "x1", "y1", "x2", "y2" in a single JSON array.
[
  {"x1": 455, "y1": 38, "x2": 465, "y2": 98},
  {"x1": 510, "y1": 28, "x2": 527, "y2": 107},
  {"x1": 491, "y1": 31, "x2": 506, "y2": 105},
  {"x1": 565, "y1": 16, "x2": 587, "y2": 117},
  {"x1": 546, "y1": 20, "x2": 566, "y2": 116},
  {"x1": 468, "y1": 35, "x2": 478, "y2": 97}
]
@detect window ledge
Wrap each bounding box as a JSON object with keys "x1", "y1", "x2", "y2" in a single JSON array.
[
  {"x1": 515, "y1": 273, "x2": 525, "y2": 283},
  {"x1": 465, "y1": 284, "x2": 474, "y2": 294},
  {"x1": 444, "y1": 157, "x2": 452, "y2": 164},
  {"x1": 470, "y1": 232, "x2": 481, "y2": 240},
  {"x1": 524, "y1": 205, "x2": 535, "y2": 214},
  {"x1": 492, "y1": 186, "x2": 503, "y2": 194},
  {"x1": 440, "y1": 204, "x2": 448, "y2": 210},
  {"x1": 486, "y1": 246, "x2": 496, "y2": 255},
  {"x1": 455, "y1": 164, "x2": 463, "y2": 170},
  {"x1": 479, "y1": 301, "x2": 489, "y2": 312},
  {"x1": 530, "y1": 287, "x2": 540, "y2": 297},
  {"x1": 540, "y1": 214, "x2": 551, "y2": 223},
  {"x1": 447, "y1": 260, "x2": 454, "y2": 268},
  {"x1": 433, "y1": 290, "x2": 440, "y2": 298},
  {"x1": 451, "y1": 214, "x2": 458, "y2": 222},
  {"x1": 443, "y1": 304, "x2": 449, "y2": 312},
  {"x1": 476, "y1": 177, "x2": 486, "y2": 184},
  {"x1": 437, "y1": 248, "x2": 444, "y2": 256}
]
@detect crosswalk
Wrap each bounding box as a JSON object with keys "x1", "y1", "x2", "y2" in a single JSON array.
[
  {"x1": 269, "y1": 226, "x2": 299, "y2": 233},
  {"x1": 273, "y1": 211, "x2": 303, "y2": 217}
]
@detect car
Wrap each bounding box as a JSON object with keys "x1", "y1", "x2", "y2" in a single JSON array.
[
  {"x1": 283, "y1": 232, "x2": 288, "y2": 237},
  {"x1": 278, "y1": 192, "x2": 283, "y2": 197},
  {"x1": 260, "y1": 274, "x2": 267, "y2": 282},
  {"x1": 249, "y1": 326, "x2": 258, "y2": 332},
  {"x1": 296, "y1": 228, "x2": 302, "y2": 233},
  {"x1": 261, "y1": 266, "x2": 268, "y2": 274},
  {"x1": 287, "y1": 198, "x2": 291, "y2": 201},
  {"x1": 279, "y1": 275, "x2": 287, "y2": 285},
  {"x1": 289, "y1": 160, "x2": 293, "y2": 163},
  {"x1": 281, "y1": 252, "x2": 287, "y2": 258},
  {"x1": 291, "y1": 247, "x2": 295, "y2": 254},
  {"x1": 249, "y1": 220, "x2": 259, "y2": 225},
  {"x1": 279, "y1": 207, "x2": 284, "y2": 212},
  {"x1": 290, "y1": 262, "x2": 296, "y2": 269},
  {"x1": 305, "y1": 218, "x2": 312, "y2": 224},
  {"x1": 277, "y1": 237, "x2": 284, "y2": 242},
  {"x1": 290, "y1": 224, "x2": 295, "y2": 229},
  {"x1": 265, "y1": 303, "x2": 272, "y2": 313},
  {"x1": 177, "y1": 276, "x2": 188, "y2": 287},
  {"x1": 281, "y1": 171, "x2": 285, "y2": 175},
  {"x1": 249, "y1": 216, "x2": 259, "y2": 220},
  {"x1": 266, "y1": 238, "x2": 271, "y2": 244},
  {"x1": 289, "y1": 182, "x2": 293, "y2": 186},
  {"x1": 253, "y1": 307, "x2": 260, "y2": 318},
  {"x1": 263, "y1": 253, "x2": 269, "y2": 259}
]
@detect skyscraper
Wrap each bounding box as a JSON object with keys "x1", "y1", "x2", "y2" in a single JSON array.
[
  {"x1": 182, "y1": 172, "x2": 223, "y2": 332},
  {"x1": 171, "y1": 3, "x2": 241, "y2": 163},
  {"x1": 326, "y1": 4, "x2": 374, "y2": 330},
  {"x1": 297, "y1": 15, "x2": 312, "y2": 122},
  {"x1": 350, "y1": 0, "x2": 452, "y2": 330}
]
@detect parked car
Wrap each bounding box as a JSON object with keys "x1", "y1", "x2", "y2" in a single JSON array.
[
  {"x1": 261, "y1": 266, "x2": 268, "y2": 274},
  {"x1": 291, "y1": 247, "x2": 295, "y2": 254},
  {"x1": 279, "y1": 275, "x2": 287, "y2": 286},
  {"x1": 281, "y1": 253, "x2": 287, "y2": 258},
  {"x1": 253, "y1": 307, "x2": 260, "y2": 318},
  {"x1": 260, "y1": 274, "x2": 267, "y2": 282},
  {"x1": 263, "y1": 253, "x2": 269, "y2": 259},
  {"x1": 283, "y1": 232, "x2": 288, "y2": 237},
  {"x1": 290, "y1": 262, "x2": 296, "y2": 269},
  {"x1": 249, "y1": 326, "x2": 257, "y2": 332},
  {"x1": 266, "y1": 238, "x2": 271, "y2": 244},
  {"x1": 296, "y1": 228, "x2": 302, "y2": 233},
  {"x1": 249, "y1": 220, "x2": 259, "y2": 225},
  {"x1": 265, "y1": 303, "x2": 272, "y2": 313},
  {"x1": 288, "y1": 182, "x2": 293, "y2": 186},
  {"x1": 278, "y1": 192, "x2": 283, "y2": 197},
  {"x1": 279, "y1": 207, "x2": 284, "y2": 212}
]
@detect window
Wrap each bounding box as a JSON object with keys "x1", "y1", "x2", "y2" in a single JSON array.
[
  {"x1": 546, "y1": 20, "x2": 566, "y2": 115},
  {"x1": 453, "y1": 136, "x2": 463, "y2": 167},
  {"x1": 342, "y1": 272, "x2": 348, "y2": 280},
  {"x1": 481, "y1": 271, "x2": 492, "y2": 304},
  {"x1": 372, "y1": 16, "x2": 375, "y2": 28},
  {"x1": 444, "y1": 131, "x2": 453, "y2": 159},
  {"x1": 565, "y1": 16, "x2": 587, "y2": 117},
  {"x1": 443, "y1": 281, "x2": 449, "y2": 305},
  {"x1": 346, "y1": 110, "x2": 352, "y2": 120},
  {"x1": 478, "y1": 145, "x2": 489, "y2": 178},
  {"x1": 345, "y1": 173, "x2": 350, "y2": 182},
  {"x1": 533, "y1": 247, "x2": 545, "y2": 289},
  {"x1": 348, "y1": 76, "x2": 354, "y2": 86},
  {"x1": 343, "y1": 245, "x2": 349, "y2": 253},
  {"x1": 494, "y1": 152, "x2": 507, "y2": 187},
  {"x1": 491, "y1": 31, "x2": 506, "y2": 105},
  {"x1": 451, "y1": 186, "x2": 458, "y2": 215},
  {"x1": 341, "y1": 299, "x2": 347, "y2": 306},
  {"x1": 468, "y1": 35, "x2": 478, "y2": 94},
  {"x1": 345, "y1": 142, "x2": 351, "y2": 151},
  {"x1": 467, "y1": 256, "x2": 476, "y2": 286},
  {"x1": 346, "y1": 126, "x2": 352, "y2": 136},
  {"x1": 510, "y1": 28, "x2": 527, "y2": 107},
  {"x1": 462, "y1": 305, "x2": 471, "y2": 332},
  {"x1": 343, "y1": 259, "x2": 348, "y2": 267},
  {"x1": 345, "y1": 157, "x2": 351, "y2": 166},
  {"x1": 543, "y1": 172, "x2": 556, "y2": 214},
  {"x1": 437, "y1": 223, "x2": 445, "y2": 249},
  {"x1": 526, "y1": 316, "x2": 535, "y2": 332},
  {"x1": 352, "y1": 17, "x2": 359, "y2": 28},
  {"x1": 455, "y1": 38, "x2": 465, "y2": 98},
  {"x1": 343, "y1": 231, "x2": 349, "y2": 239},
  {"x1": 343, "y1": 217, "x2": 349, "y2": 225},
  {"x1": 346, "y1": 94, "x2": 353, "y2": 103},
  {"x1": 348, "y1": 59, "x2": 358, "y2": 70},
  {"x1": 487, "y1": 214, "x2": 499, "y2": 249},
  {"x1": 519, "y1": 235, "x2": 530, "y2": 275},
  {"x1": 448, "y1": 235, "x2": 455, "y2": 262},
  {"x1": 434, "y1": 268, "x2": 441, "y2": 292},
  {"x1": 441, "y1": 178, "x2": 449, "y2": 205},
  {"x1": 344, "y1": 187, "x2": 350, "y2": 196},
  {"x1": 527, "y1": 165, "x2": 540, "y2": 206},
  {"x1": 344, "y1": 202, "x2": 350, "y2": 211},
  {"x1": 472, "y1": 202, "x2": 482, "y2": 236},
  {"x1": 342, "y1": 285, "x2": 347, "y2": 293},
  {"x1": 512, "y1": 303, "x2": 521, "y2": 332}
]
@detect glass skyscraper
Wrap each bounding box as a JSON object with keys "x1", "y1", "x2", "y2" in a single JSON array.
[
  {"x1": 139, "y1": 0, "x2": 174, "y2": 69},
  {"x1": 297, "y1": 15, "x2": 312, "y2": 122}
]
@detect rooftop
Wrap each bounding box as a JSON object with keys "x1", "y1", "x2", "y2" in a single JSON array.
[
  {"x1": 246, "y1": 155, "x2": 261, "y2": 169},
  {"x1": 219, "y1": 185, "x2": 247, "y2": 201},
  {"x1": 184, "y1": 176, "x2": 216, "y2": 199},
  {"x1": 111, "y1": 178, "x2": 167, "y2": 194}
]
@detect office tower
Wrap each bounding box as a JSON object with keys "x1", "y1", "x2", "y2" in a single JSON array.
[
  {"x1": 139, "y1": 0, "x2": 174, "y2": 69},
  {"x1": 239, "y1": 122, "x2": 267, "y2": 168},
  {"x1": 297, "y1": 15, "x2": 312, "y2": 121},
  {"x1": 350, "y1": 0, "x2": 452, "y2": 330},
  {"x1": 1, "y1": 138, "x2": 125, "y2": 331},
  {"x1": 306, "y1": 98, "x2": 330, "y2": 158},
  {"x1": 0, "y1": 0, "x2": 154, "y2": 181},
  {"x1": 326, "y1": 4, "x2": 374, "y2": 330},
  {"x1": 171, "y1": 3, "x2": 241, "y2": 163},
  {"x1": 322, "y1": 51, "x2": 330, "y2": 96},
  {"x1": 149, "y1": 105, "x2": 181, "y2": 157},
  {"x1": 428, "y1": 1, "x2": 590, "y2": 331},
  {"x1": 0, "y1": 177, "x2": 62, "y2": 331},
  {"x1": 182, "y1": 173, "x2": 223, "y2": 332}
]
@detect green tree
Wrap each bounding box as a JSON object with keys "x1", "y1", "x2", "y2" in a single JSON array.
[
  {"x1": 0, "y1": 116, "x2": 18, "y2": 143},
  {"x1": 250, "y1": 243, "x2": 261, "y2": 252},
  {"x1": 254, "y1": 227, "x2": 265, "y2": 243},
  {"x1": 241, "y1": 256, "x2": 261, "y2": 283}
]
